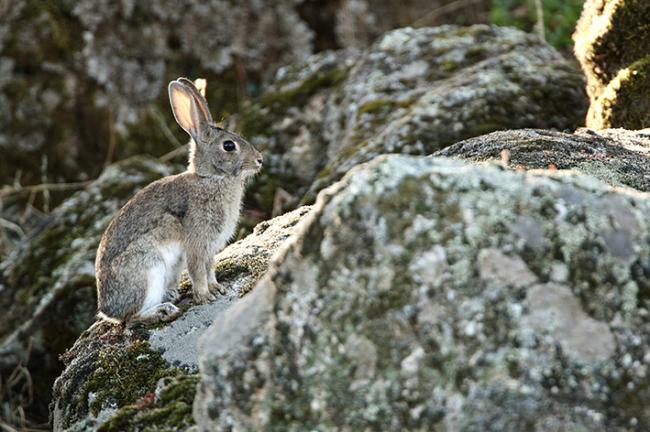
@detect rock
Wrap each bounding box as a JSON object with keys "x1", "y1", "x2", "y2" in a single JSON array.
[
  {"x1": 195, "y1": 155, "x2": 650, "y2": 430},
  {"x1": 436, "y1": 128, "x2": 650, "y2": 191},
  {"x1": 573, "y1": 0, "x2": 650, "y2": 101},
  {"x1": 0, "y1": 1, "x2": 477, "y2": 189},
  {"x1": 50, "y1": 206, "x2": 310, "y2": 431},
  {"x1": 0, "y1": 0, "x2": 310, "y2": 188},
  {"x1": 573, "y1": 0, "x2": 650, "y2": 129},
  {"x1": 587, "y1": 56, "x2": 650, "y2": 130},
  {"x1": 239, "y1": 25, "x2": 588, "y2": 216},
  {"x1": 0, "y1": 157, "x2": 172, "y2": 423}
]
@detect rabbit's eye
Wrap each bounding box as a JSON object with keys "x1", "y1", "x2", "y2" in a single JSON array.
[{"x1": 222, "y1": 140, "x2": 236, "y2": 152}]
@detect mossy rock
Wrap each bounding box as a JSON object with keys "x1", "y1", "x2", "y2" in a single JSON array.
[
  {"x1": 97, "y1": 374, "x2": 199, "y2": 432},
  {"x1": 437, "y1": 128, "x2": 650, "y2": 191},
  {"x1": 196, "y1": 155, "x2": 650, "y2": 430},
  {"x1": 50, "y1": 206, "x2": 311, "y2": 431},
  {"x1": 238, "y1": 26, "x2": 588, "y2": 220},
  {"x1": 586, "y1": 55, "x2": 650, "y2": 129},
  {"x1": 0, "y1": 157, "x2": 173, "y2": 424},
  {"x1": 51, "y1": 322, "x2": 194, "y2": 431},
  {"x1": 573, "y1": 0, "x2": 650, "y2": 101}
]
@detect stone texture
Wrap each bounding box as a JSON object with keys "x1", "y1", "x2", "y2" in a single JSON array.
[
  {"x1": 573, "y1": 0, "x2": 650, "y2": 101},
  {"x1": 0, "y1": 0, "x2": 311, "y2": 187},
  {"x1": 195, "y1": 155, "x2": 650, "y2": 431},
  {"x1": 0, "y1": 1, "x2": 482, "y2": 189},
  {"x1": 50, "y1": 206, "x2": 310, "y2": 431},
  {"x1": 239, "y1": 25, "x2": 588, "y2": 216},
  {"x1": 437, "y1": 128, "x2": 650, "y2": 192},
  {"x1": 586, "y1": 56, "x2": 650, "y2": 130},
  {"x1": 573, "y1": 0, "x2": 650, "y2": 129}
]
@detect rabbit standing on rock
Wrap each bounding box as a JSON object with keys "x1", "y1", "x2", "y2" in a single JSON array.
[{"x1": 95, "y1": 78, "x2": 262, "y2": 324}]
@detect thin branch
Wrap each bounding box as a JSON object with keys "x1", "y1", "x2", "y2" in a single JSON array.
[
  {"x1": 0, "y1": 217, "x2": 25, "y2": 238},
  {"x1": 159, "y1": 144, "x2": 188, "y2": 163},
  {"x1": 534, "y1": 0, "x2": 546, "y2": 43},
  {"x1": 40, "y1": 155, "x2": 50, "y2": 213},
  {"x1": 0, "y1": 180, "x2": 92, "y2": 200},
  {"x1": 149, "y1": 106, "x2": 182, "y2": 148},
  {"x1": 104, "y1": 108, "x2": 116, "y2": 167},
  {"x1": 413, "y1": 0, "x2": 483, "y2": 26}
]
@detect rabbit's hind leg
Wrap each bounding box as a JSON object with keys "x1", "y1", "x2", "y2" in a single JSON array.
[
  {"x1": 164, "y1": 250, "x2": 185, "y2": 303},
  {"x1": 136, "y1": 302, "x2": 181, "y2": 324},
  {"x1": 133, "y1": 255, "x2": 180, "y2": 323}
]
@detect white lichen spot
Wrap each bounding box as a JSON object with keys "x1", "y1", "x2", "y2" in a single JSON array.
[
  {"x1": 400, "y1": 346, "x2": 425, "y2": 376},
  {"x1": 409, "y1": 245, "x2": 447, "y2": 287},
  {"x1": 344, "y1": 334, "x2": 378, "y2": 383},
  {"x1": 378, "y1": 28, "x2": 414, "y2": 52}
]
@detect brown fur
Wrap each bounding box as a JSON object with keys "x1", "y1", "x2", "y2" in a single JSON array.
[{"x1": 95, "y1": 78, "x2": 262, "y2": 323}]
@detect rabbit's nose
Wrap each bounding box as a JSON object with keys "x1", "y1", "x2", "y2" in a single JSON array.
[{"x1": 256, "y1": 157, "x2": 263, "y2": 167}]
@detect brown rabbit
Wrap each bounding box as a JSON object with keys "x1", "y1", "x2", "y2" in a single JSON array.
[{"x1": 95, "y1": 78, "x2": 262, "y2": 324}]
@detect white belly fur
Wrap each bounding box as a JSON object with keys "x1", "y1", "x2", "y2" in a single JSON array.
[{"x1": 140, "y1": 242, "x2": 184, "y2": 313}]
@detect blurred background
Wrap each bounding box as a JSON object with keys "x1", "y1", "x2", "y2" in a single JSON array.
[{"x1": 0, "y1": 0, "x2": 584, "y2": 258}]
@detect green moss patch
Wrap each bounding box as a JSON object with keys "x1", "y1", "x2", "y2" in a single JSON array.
[
  {"x1": 260, "y1": 67, "x2": 346, "y2": 108},
  {"x1": 98, "y1": 374, "x2": 199, "y2": 432},
  {"x1": 587, "y1": 55, "x2": 650, "y2": 129},
  {"x1": 83, "y1": 340, "x2": 181, "y2": 416},
  {"x1": 574, "y1": 0, "x2": 650, "y2": 100}
]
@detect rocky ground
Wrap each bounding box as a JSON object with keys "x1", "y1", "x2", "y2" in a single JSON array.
[{"x1": 2, "y1": 1, "x2": 650, "y2": 430}]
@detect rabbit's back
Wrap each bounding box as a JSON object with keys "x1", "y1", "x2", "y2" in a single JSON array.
[{"x1": 97, "y1": 173, "x2": 191, "y2": 266}]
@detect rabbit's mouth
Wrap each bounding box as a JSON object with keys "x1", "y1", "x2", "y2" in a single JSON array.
[{"x1": 241, "y1": 164, "x2": 262, "y2": 176}]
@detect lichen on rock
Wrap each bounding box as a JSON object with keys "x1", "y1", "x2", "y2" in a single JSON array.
[
  {"x1": 436, "y1": 128, "x2": 650, "y2": 192},
  {"x1": 0, "y1": 156, "x2": 173, "y2": 423},
  {"x1": 195, "y1": 155, "x2": 650, "y2": 431},
  {"x1": 50, "y1": 206, "x2": 311, "y2": 431},
  {"x1": 573, "y1": 0, "x2": 650, "y2": 129},
  {"x1": 586, "y1": 56, "x2": 650, "y2": 130},
  {"x1": 239, "y1": 25, "x2": 588, "y2": 216}
]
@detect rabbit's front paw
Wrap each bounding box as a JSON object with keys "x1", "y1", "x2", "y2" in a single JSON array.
[
  {"x1": 209, "y1": 280, "x2": 226, "y2": 295},
  {"x1": 193, "y1": 290, "x2": 217, "y2": 304}
]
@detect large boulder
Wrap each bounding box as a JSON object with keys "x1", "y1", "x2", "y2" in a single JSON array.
[
  {"x1": 0, "y1": 157, "x2": 172, "y2": 423},
  {"x1": 195, "y1": 155, "x2": 650, "y2": 431},
  {"x1": 437, "y1": 128, "x2": 650, "y2": 192},
  {"x1": 50, "y1": 206, "x2": 310, "y2": 431},
  {"x1": 239, "y1": 25, "x2": 588, "y2": 216},
  {"x1": 573, "y1": 0, "x2": 650, "y2": 129}
]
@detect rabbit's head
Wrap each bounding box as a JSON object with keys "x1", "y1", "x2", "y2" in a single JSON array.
[{"x1": 168, "y1": 78, "x2": 262, "y2": 178}]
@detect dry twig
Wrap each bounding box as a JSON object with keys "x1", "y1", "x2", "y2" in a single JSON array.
[{"x1": 414, "y1": 0, "x2": 483, "y2": 26}]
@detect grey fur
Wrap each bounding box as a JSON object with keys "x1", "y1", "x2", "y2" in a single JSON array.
[{"x1": 95, "y1": 78, "x2": 262, "y2": 323}]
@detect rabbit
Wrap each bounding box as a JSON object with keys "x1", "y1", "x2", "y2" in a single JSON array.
[{"x1": 95, "y1": 77, "x2": 263, "y2": 324}]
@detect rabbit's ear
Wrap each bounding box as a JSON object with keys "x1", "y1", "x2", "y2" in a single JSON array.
[
  {"x1": 177, "y1": 77, "x2": 213, "y2": 123},
  {"x1": 168, "y1": 80, "x2": 209, "y2": 140}
]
